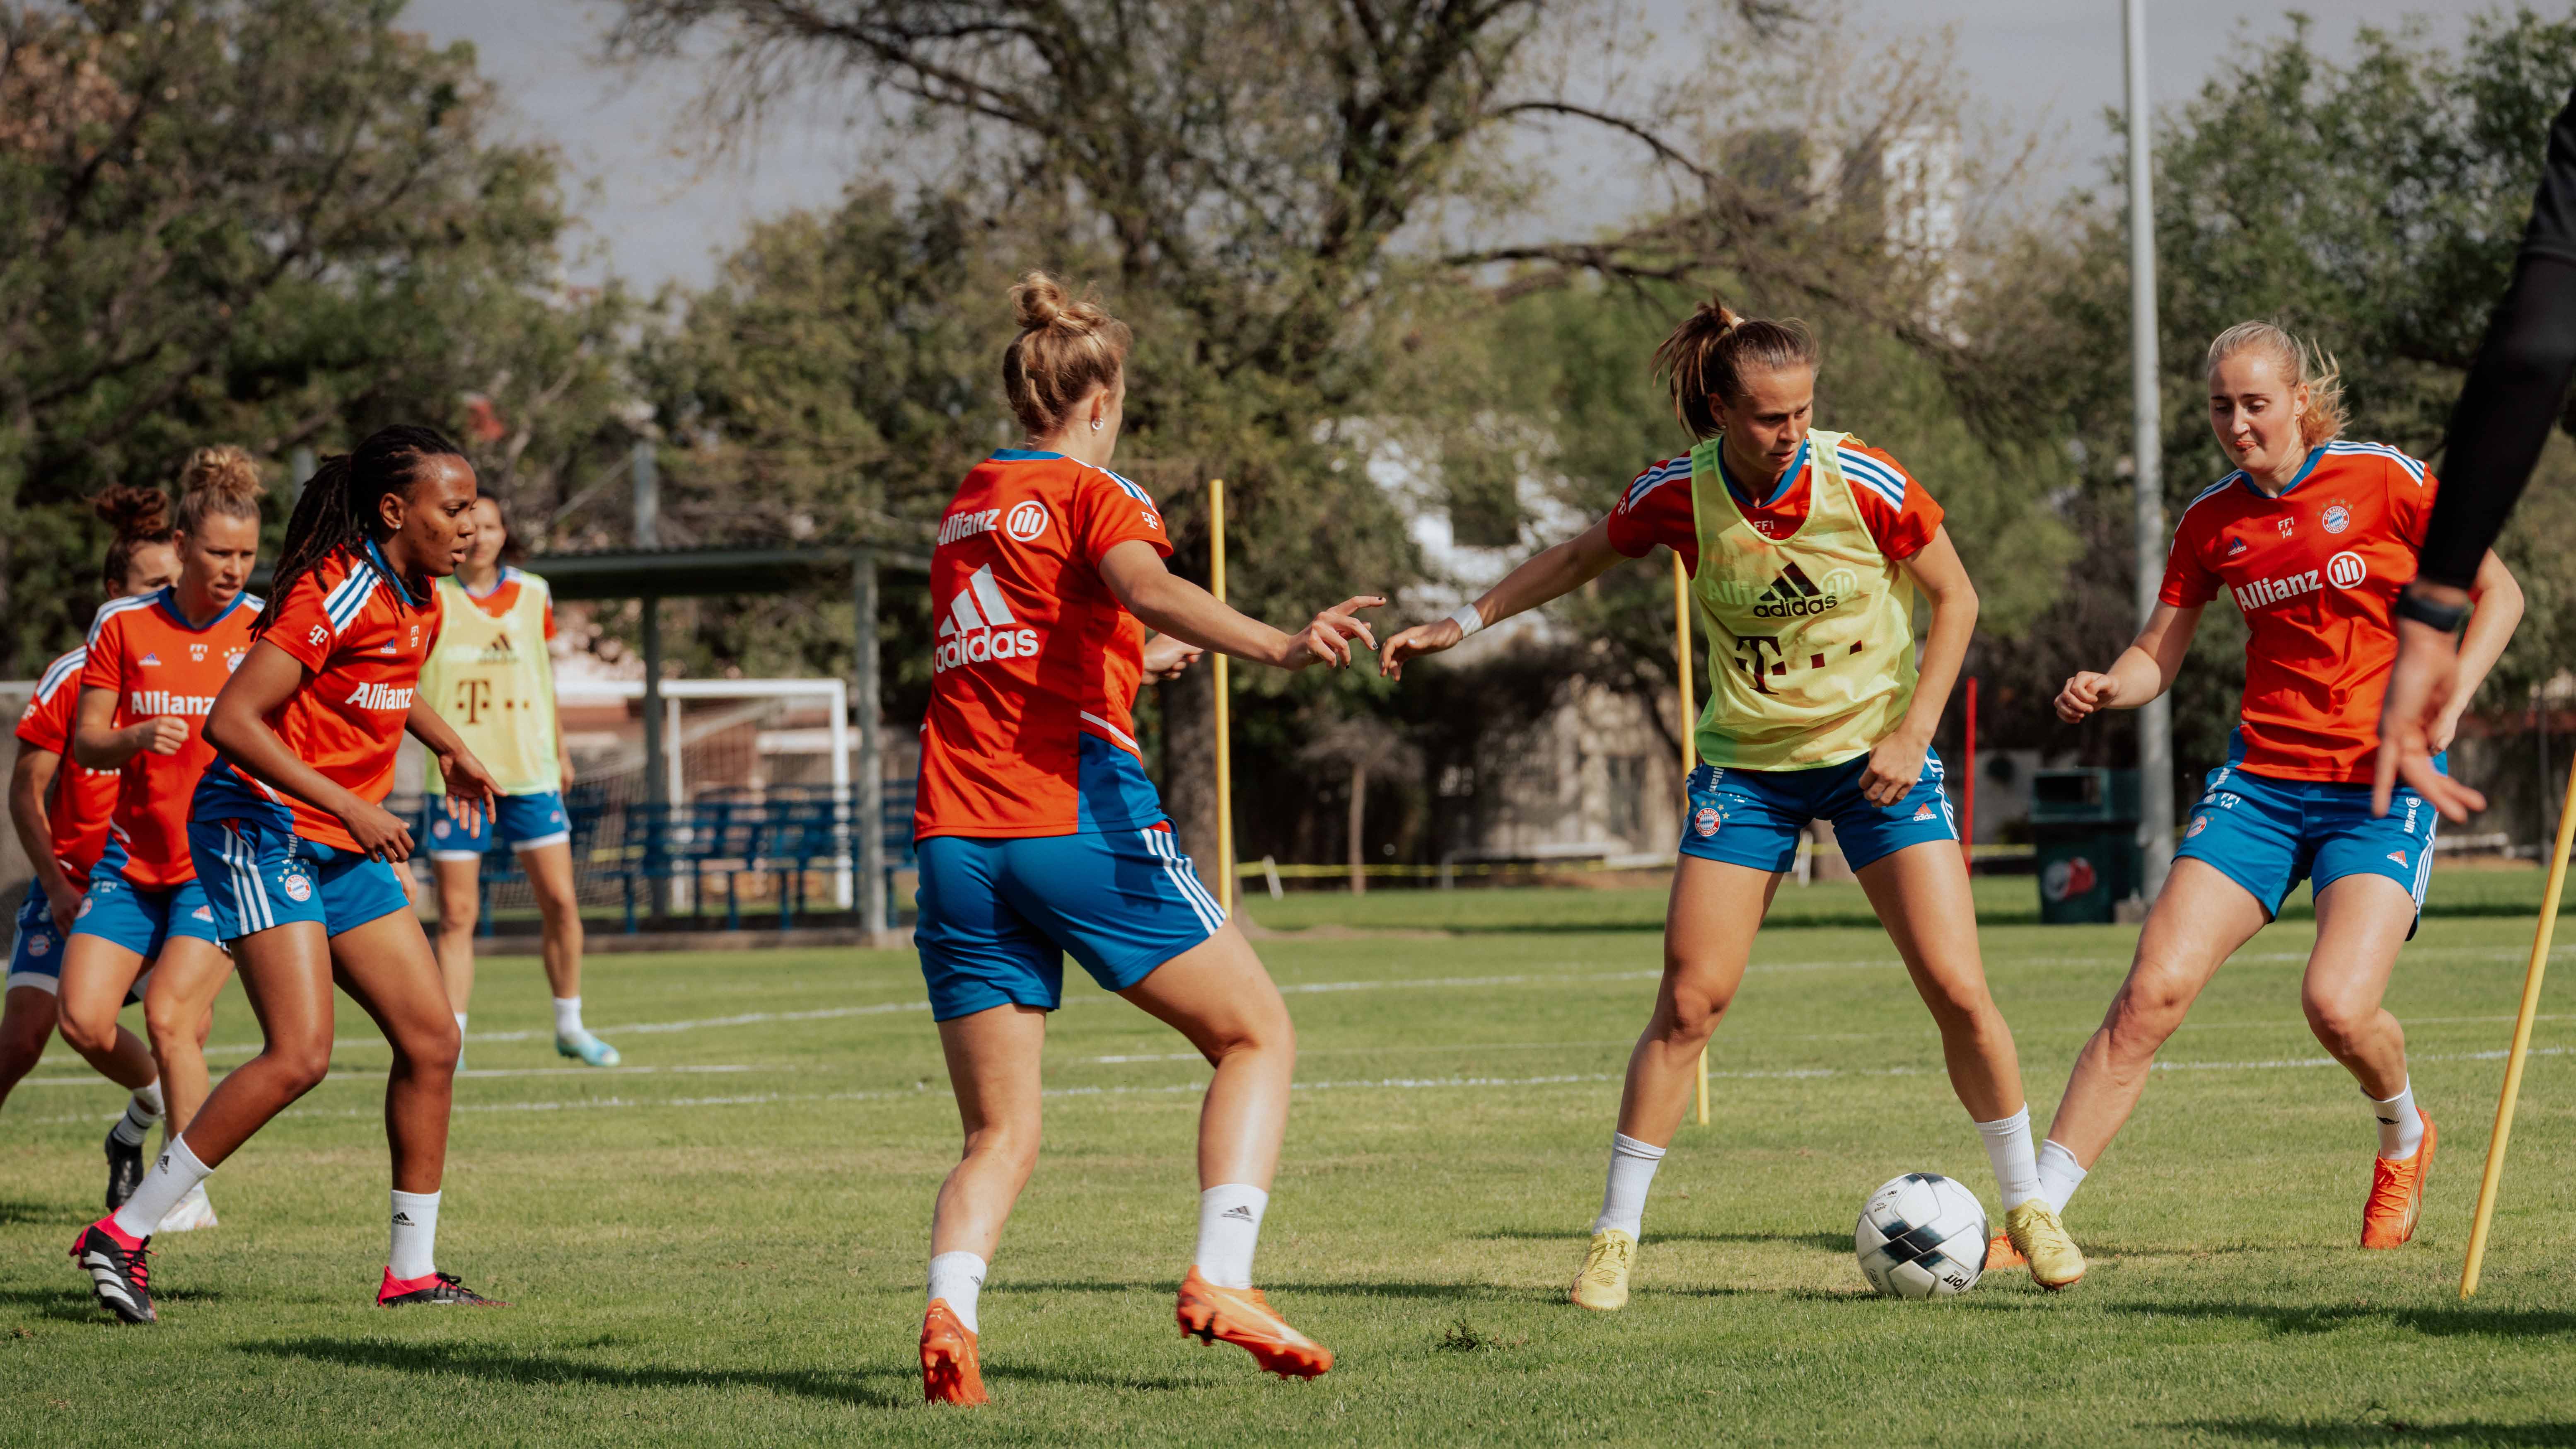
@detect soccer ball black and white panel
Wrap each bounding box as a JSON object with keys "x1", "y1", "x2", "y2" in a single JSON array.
[{"x1": 1854, "y1": 1172, "x2": 1988, "y2": 1299}]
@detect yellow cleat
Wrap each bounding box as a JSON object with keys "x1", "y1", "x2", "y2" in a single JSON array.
[
  {"x1": 2004, "y1": 1200, "x2": 2085, "y2": 1291},
  {"x1": 1569, "y1": 1229, "x2": 1636, "y2": 1311}
]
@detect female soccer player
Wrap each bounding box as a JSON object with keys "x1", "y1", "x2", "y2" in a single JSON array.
[
  {"x1": 58, "y1": 450, "x2": 269, "y2": 1237},
  {"x1": 420, "y1": 491, "x2": 617, "y2": 1067},
  {"x1": 1380, "y1": 298, "x2": 2087, "y2": 1304},
  {"x1": 2039, "y1": 323, "x2": 2521, "y2": 1251},
  {"x1": 70, "y1": 426, "x2": 506, "y2": 1324},
  {"x1": 5, "y1": 490, "x2": 180, "y2": 1195},
  {"x1": 911, "y1": 273, "x2": 1377, "y2": 1405}
]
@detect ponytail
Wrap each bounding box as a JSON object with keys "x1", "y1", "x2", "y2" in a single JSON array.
[
  {"x1": 93, "y1": 484, "x2": 174, "y2": 598},
  {"x1": 258, "y1": 425, "x2": 466, "y2": 634},
  {"x1": 1653, "y1": 296, "x2": 1820, "y2": 439}
]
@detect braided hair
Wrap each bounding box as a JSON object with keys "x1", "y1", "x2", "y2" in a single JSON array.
[{"x1": 257, "y1": 425, "x2": 466, "y2": 636}]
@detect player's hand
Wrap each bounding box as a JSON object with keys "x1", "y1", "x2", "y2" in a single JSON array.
[
  {"x1": 437, "y1": 747, "x2": 501, "y2": 836},
  {"x1": 130, "y1": 716, "x2": 190, "y2": 756},
  {"x1": 2056, "y1": 672, "x2": 2119, "y2": 723},
  {"x1": 41, "y1": 876, "x2": 82, "y2": 936},
  {"x1": 1379, "y1": 614, "x2": 1469, "y2": 680},
  {"x1": 1861, "y1": 727, "x2": 1932, "y2": 807},
  {"x1": 341, "y1": 795, "x2": 417, "y2": 864},
  {"x1": 1141, "y1": 633, "x2": 1203, "y2": 683},
  {"x1": 2373, "y1": 616, "x2": 2483, "y2": 820},
  {"x1": 1280, "y1": 596, "x2": 1385, "y2": 672}
]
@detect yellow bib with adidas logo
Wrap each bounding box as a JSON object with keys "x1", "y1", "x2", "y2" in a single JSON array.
[
  {"x1": 422, "y1": 569, "x2": 562, "y2": 796},
  {"x1": 1688, "y1": 430, "x2": 1917, "y2": 770}
]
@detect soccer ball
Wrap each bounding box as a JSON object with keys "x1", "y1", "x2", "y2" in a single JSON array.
[{"x1": 1853, "y1": 1172, "x2": 1988, "y2": 1299}]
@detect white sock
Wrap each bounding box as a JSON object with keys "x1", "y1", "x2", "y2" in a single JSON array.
[
  {"x1": 553, "y1": 997, "x2": 583, "y2": 1037},
  {"x1": 2036, "y1": 1139, "x2": 2088, "y2": 1216},
  {"x1": 132, "y1": 1078, "x2": 165, "y2": 1115},
  {"x1": 1592, "y1": 1132, "x2": 1667, "y2": 1237},
  {"x1": 1193, "y1": 1184, "x2": 1269, "y2": 1290},
  {"x1": 927, "y1": 1251, "x2": 987, "y2": 1333},
  {"x1": 113, "y1": 1135, "x2": 211, "y2": 1239},
  {"x1": 389, "y1": 1189, "x2": 441, "y2": 1280},
  {"x1": 1975, "y1": 1105, "x2": 2043, "y2": 1209},
  {"x1": 2369, "y1": 1080, "x2": 2424, "y2": 1158},
  {"x1": 111, "y1": 1087, "x2": 164, "y2": 1148}
]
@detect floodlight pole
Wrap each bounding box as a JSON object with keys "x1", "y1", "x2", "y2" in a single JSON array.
[{"x1": 2126, "y1": 0, "x2": 2175, "y2": 899}]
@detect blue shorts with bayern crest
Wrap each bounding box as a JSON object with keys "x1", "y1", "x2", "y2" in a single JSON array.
[
  {"x1": 16, "y1": 885, "x2": 155, "y2": 999},
  {"x1": 2172, "y1": 761, "x2": 2439, "y2": 927},
  {"x1": 65, "y1": 864, "x2": 222, "y2": 961},
  {"x1": 1678, "y1": 752, "x2": 1959, "y2": 873},
  {"x1": 188, "y1": 816, "x2": 413, "y2": 943},
  {"x1": 424, "y1": 790, "x2": 572, "y2": 860}
]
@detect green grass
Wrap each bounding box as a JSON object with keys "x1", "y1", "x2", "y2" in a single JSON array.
[{"x1": 4, "y1": 882, "x2": 2575, "y2": 1445}]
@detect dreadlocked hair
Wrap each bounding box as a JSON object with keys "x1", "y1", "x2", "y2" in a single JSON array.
[
  {"x1": 93, "y1": 484, "x2": 174, "y2": 597},
  {"x1": 173, "y1": 445, "x2": 265, "y2": 534},
  {"x1": 258, "y1": 425, "x2": 466, "y2": 637}
]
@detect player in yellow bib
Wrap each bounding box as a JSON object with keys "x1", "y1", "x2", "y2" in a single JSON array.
[
  {"x1": 1382, "y1": 298, "x2": 2085, "y2": 1301},
  {"x1": 419, "y1": 494, "x2": 618, "y2": 1067}
]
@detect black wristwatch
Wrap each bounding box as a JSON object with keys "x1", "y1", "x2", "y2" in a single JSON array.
[{"x1": 2392, "y1": 587, "x2": 2470, "y2": 633}]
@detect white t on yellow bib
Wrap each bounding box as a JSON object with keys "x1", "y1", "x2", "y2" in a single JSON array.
[
  {"x1": 421, "y1": 567, "x2": 561, "y2": 796},
  {"x1": 1687, "y1": 431, "x2": 1917, "y2": 770}
]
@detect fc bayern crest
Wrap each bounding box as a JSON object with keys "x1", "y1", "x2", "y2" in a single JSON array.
[
  {"x1": 282, "y1": 872, "x2": 313, "y2": 903},
  {"x1": 1693, "y1": 806, "x2": 1722, "y2": 837},
  {"x1": 27, "y1": 932, "x2": 50, "y2": 957},
  {"x1": 2187, "y1": 814, "x2": 2211, "y2": 838},
  {"x1": 2322, "y1": 503, "x2": 2351, "y2": 535}
]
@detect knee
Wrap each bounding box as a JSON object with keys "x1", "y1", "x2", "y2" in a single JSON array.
[
  {"x1": 436, "y1": 896, "x2": 478, "y2": 938},
  {"x1": 395, "y1": 1015, "x2": 462, "y2": 1074},
  {"x1": 142, "y1": 994, "x2": 198, "y2": 1050},
  {"x1": 0, "y1": 1012, "x2": 49, "y2": 1081},
  {"x1": 56, "y1": 1000, "x2": 118, "y2": 1056},
  {"x1": 268, "y1": 1042, "x2": 333, "y2": 1096},
  {"x1": 2102, "y1": 969, "x2": 2192, "y2": 1053},
  {"x1": 1656, "y1": 966, "x2": 1733, "y2": 1043},
  {"x1": 962, "y1": 1117, "x2": 1042, "y2": 1175},
  {"x1": 2302, "y1": 992, "x2": 2377, "y2": 1058}
]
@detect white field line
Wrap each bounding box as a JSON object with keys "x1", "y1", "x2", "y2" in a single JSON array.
[{"x1": 10, "y1": 1063, "x2": 764, "y2": 1089}]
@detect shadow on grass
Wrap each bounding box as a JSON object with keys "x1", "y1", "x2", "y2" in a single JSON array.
[
  {"x1": 1471, "y1": 1228, "x2": 1850, "y2": 1253},
  {"x1": 0, "y1": 1197, "x2": 70, "y2": 1227},
  {"x1": 2110, "y1": 1301, "x2": 2576, "y2": 1338},
  {"x1": 2176, "y1": 1417, "x2": 2576, "y2": 1445},
  {"x1": 998, "y1": 1278, "x2": 1520, "y2": 1304},
  {"x1": 243, "y1": 1336, "x2": 917, "y2": 1410}
]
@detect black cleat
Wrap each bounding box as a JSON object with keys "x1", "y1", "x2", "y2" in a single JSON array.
[
  {"x1": 377, "y1": 1268, "x2": 509, "y2": 1308},
  {"x1": 103, "y1": 1126, "x2": 145, "y2": 1212},
  {"x1": 70, "y1": 1220, "x2": 155, "y2": 1323}
]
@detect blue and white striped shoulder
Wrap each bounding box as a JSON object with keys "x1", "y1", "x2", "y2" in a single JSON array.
[
  {"x1": 85, "y1": 591, "x2": 160, "y2": 645},
  {"x1": 34, "y1": 647, "x2": 87, "y2": 702},
  {"x1": 1075, "y1": 459, "x2": 1156, "y2": 505},
  {"x1": 2322, "y1": 440, "x2": 2429, "y2": 486},
  {"x1": 1834, "y1": 442, "x2": 1911, "y2": 510},
  {"x1": 322, "y1": 558, "x2": 384, "y2": 638},
  {"x1": 1623, "y1": 457, "x2": 1689, "y2": 510}
]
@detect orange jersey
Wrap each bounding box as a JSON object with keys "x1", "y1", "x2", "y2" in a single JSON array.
[
  {"x1": 194, "y1": 542, "x2": 441, "y2": 853},
  {"x1": 79, "y1": 589, "x2": 263, "y2": 888},
  {"x1": 914, "y1": 450, "x2": 1173, "y2": 840},
  {"x1": 12, "y1": 646, "x2": 120, "y2": 878},
  {"x1": 2160, "y1": 442, "x2": 2436, "y2": 783}
]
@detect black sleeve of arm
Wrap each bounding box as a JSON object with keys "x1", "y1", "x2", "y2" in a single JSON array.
[{"x1": 2417, "y1": 86, "x2": 2576, "y2": 588}]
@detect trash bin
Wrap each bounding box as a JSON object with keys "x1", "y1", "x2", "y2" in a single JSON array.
[{"x1": 2030, "y1": 768, "x2": 2141, "y2": 924}]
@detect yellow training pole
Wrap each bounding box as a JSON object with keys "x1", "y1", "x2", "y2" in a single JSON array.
[
  {"x1": 1210, "y1": 479, "x2": 1235, "y2": 918},
  {"x1": 1674, "y1": 550, "x2": 1706, "y2": 1128},
  {"x1": 2460, "y1": 745, "x2": 2576, "y2": 1295}
]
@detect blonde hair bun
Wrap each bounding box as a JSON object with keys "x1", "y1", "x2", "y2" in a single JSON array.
[
  {"x1": 180, "y1": 445, "x2": 266, "y2": 503},
  {"x1": 1001, "y1": 272, "x2": 1133, "y2": 437}
]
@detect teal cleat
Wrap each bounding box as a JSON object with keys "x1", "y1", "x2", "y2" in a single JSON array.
[{"x1": 556, "y1": 1030, "x2": 621, "y2": 1067}]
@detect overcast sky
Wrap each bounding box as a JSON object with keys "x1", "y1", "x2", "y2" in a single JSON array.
[{"x1": 407, "y1": 1, "x2": 2481, "y2": 293}]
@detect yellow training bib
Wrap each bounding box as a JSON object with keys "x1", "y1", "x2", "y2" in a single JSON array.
[
  {"x1": 1688, "y1": 430, "x2": 1917, "y2": 770},
  {"x1": 422, "y1": 568, "x2": 562, "y2": 796}
]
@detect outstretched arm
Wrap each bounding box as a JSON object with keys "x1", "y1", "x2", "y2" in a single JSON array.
[
  {"x1": 1095, "y1": 540, "x2": 1381, "y2": 672},
  {"x1": 1378, "y1": 518, "x2": 1628, "y2": 678}
]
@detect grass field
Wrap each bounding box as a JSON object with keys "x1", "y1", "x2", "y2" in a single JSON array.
[{"x1": 4, "y1": 873, "x2": 2574, "y2": 1446}]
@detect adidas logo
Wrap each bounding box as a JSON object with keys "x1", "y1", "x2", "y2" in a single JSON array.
[
  {"x1": 931, "y1": 565, "x2": 1040, "y2": 674},
  {"x1": 1750, "y1": 562, "x2": 1840, "y2": 619},
  {"x1": 2227, "y1": 537, "x2": 2247, "y2": 556},
  {"x1": 391, "y1": 1212, "x2": 415, "y2": 1226},
  {"x1": 1220, "y1": 1205, "x2": 1257, "y2": 1222},
  {"x1": 2387, "y1": 850, "x2": 2408, "y2": 867}
]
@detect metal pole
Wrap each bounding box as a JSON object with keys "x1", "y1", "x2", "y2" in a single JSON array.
[
  {"x1": 2126, "y1": 0, "x2": 2174, "y2": 900},
  {"x1": 640, "y1": 594, "x2": 667, "y2": 918},
  {"x1": 853, "y1": 547, "x2": 886, "y2": 935},
  {"x1": 1209, "y1": 480, "x2": 1234, "y2": 917},
  {"x1": 288, "y1": 447, "x2": 315, "y2": 513}
]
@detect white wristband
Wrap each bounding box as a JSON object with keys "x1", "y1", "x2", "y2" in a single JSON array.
[{"x1": 1447, "y1": 604, "x2": 1485, "y2": 639}]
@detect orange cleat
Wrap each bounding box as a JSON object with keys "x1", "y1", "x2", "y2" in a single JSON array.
[
  {"x1": 1175, "y1": 1267, "x2": 1334, "y2": 1380},
  {"x1": 1984, "y1": 1231, "x2": 2027, "y2": 1272},
  {"x1": 2361, "y1": 1108, "x2": 2436, "y2": 1250},
  {"x1": 921, "y1": 1299, "x2": 989, "y2": 1405}
]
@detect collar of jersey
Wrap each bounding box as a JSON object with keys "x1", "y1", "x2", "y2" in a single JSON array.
[
  {"x1": 362, "y1": 537, "x2": 430, "y2": 611},
  {"x1": 990, "y1": 449, "x2": 1063, "y2": 462},
  {"x1": 461, "y1": 564, "x2": 517, "y2": 601},
  {"x1": 151, "y1": 584, "x2": 251, "y2": 634},
  {"x1": 1721, "y1": 437, "x2": 1810, "y2": 510},
  {"x1": 2237, "y1": 446, "x2": 2325, "y2": 500}
]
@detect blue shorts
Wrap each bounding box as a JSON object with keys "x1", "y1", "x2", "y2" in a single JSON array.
[
  {"x1": 1679, "y1": 752, "x2": 1959, "y2": 873},
  {"x1": 425, "y1": 790, "x2": 571, "y2": 860},
  {"x1": 2174, "y1": 763, "x2": 2438, "y2": 925},
  {"x1": 11, "y1": 888, "x2": 151, "y2": 1001},
  {"x1": 189, "y1": 817, "x2": 413, "y2": 942},
  {"x1": 66, "y1": 866, "x2": 222, "y2": 962},
  {"x1": 915, "y1": 827, "x2": 1227, "y2": 1021}
]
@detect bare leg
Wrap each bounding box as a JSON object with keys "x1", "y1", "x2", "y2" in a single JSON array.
[
  {"x1": 140, "y1": 937, "x2": 232, "y2": 1136},
  {"x1": 1855, "y1": 841, "x2": 2023, "y2": 1120},
  {"x1": 2042, "y1": 859, "x2": 2270, "y2": 1165},
  {"x1": 1614, "y1": 856, "x2": 1779, "y2": 1147},
  {"x1": 2302, "y1": 876, "x2": 2416, "y2": 1099},
  {"x1": 53, "y1": 934, "x2": 150, "y2": 1083},
  {"x1": 328, "y1": 912, "x2": 462, "y2": 1194},
  {"x1": 1119, "y1": 923, "x2": 1297, "y2": 1190},
  {"x1": 518, "y1": 842, "x2": 586, "y2": 1004},
  {"x1": 928, "y1": 1003, "x2": 1047, "y2": 1261},
  {"x1": 0, "y1": 985, "x2": 62, "y2": 1111},
  {"x1": 432, "y1": 856, "x2": 480, "y2": 1014},
  {"x1": 175, "y1": 921, "x2": 338, "y2": 1168}
]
